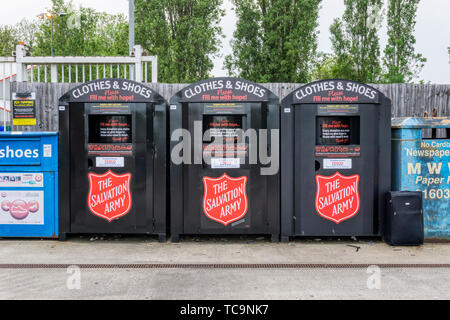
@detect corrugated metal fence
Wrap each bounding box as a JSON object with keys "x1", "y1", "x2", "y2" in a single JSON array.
[{"x1": 9, "y1": 82, "x2": 450, "y2": 132}]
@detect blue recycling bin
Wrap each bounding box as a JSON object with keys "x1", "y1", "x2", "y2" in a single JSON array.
[
  {"x1": 0, "y1": 132, "x2": 58, "y2": 238},
  {"x1": 392, "y1": 118, "x2": 450, "y2": 239}
]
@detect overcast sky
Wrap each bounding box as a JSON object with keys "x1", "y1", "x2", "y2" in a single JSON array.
[{"x1": 1, "y1": 0, "x2": 449, "y2": 83}]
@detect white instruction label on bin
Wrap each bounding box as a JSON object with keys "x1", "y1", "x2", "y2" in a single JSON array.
[
  {"x1": 323, "y1": 159, "x2": 352, "y2": 170},
  {"x1": 211, "y1": 158, "x2": 240, "y2": 169},
  {"x1": 96, "y1": 157, "x2": 125, "y2": 168},
  {"x1": 0, "y1": 190, "x2": 44, "y2": 225},
  {"x1": 0, "y1": 173, "x2": 44, "y2": 188},
  {"x1": 43, "y1": 144, "x2": 52, "y2": 157}
]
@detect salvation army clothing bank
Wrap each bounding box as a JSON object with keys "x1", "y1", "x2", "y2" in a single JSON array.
[
  {"x1": 169, "y1": 78, "x2": 280, "y2": 242},
  {"x1": 57, "y1": 79, "x2": 169, "y2": 241},
  {"x1": 281, "y1": 80, "x2": 392, "y2": 241}
]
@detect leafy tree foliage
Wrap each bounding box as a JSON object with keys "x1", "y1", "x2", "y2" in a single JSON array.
[
  {"x1": 225, "y1": 0, "x2": 322, "y2": 83},
  {"x1": 34, "y1": 0, "x2": 129, "y2": 57},
  {"x1": 0, "y1": 25, "x2": 16, "y2": 56},
  {"x1": 329, "y1": 0, "x2": 383, "y2": 83},
  {"x1": 311, "y1": 53, "x2": 342, "y2": 80},
  {"x1": 15, "y1": 19, "x2": 40, "y2": 53},
  {"x1": 135, "y1": 0, "x2": 224, "y2": 83},
  {"x1": 383, "y1": 0, "x2": 425, "y2": 83},
  {"x1": 0, "y1": 19, "x2": 39, "y2": 56}
]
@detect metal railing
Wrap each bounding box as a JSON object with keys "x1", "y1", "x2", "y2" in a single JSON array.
[
  {"x1": 0, "y1": 57, "x2": 15, "y2": 129},
  {"x1": 14, "y1": 44, "x2": 158, "y2": 83},
  {"x1": 0, "y1": 44, "x2": 158, "y2": 131}
]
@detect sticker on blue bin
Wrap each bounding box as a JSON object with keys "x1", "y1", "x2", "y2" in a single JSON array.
[
  {"x1": 0, "y1": 173, "x2": 44, "y2": 188},
  {"x1": 0, "y1": 190, "x2": 44, "y2": 225},
  {"x1": 43, "y1": 144, "x2": 52, "y2": 157}
]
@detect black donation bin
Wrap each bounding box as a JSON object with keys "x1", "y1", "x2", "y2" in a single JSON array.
[
  {"x1": 281, "y1": 79, "x2": 391, "y2": 241},
  {"x1": 58, "y1": 78, "x2": 168, "y2": 241},
  {"x1": 170, "y1": 77, "x2": 280, "y2": 242}
]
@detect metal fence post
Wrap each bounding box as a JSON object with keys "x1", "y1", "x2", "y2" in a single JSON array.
[
  {"x1": 134, "y1": 45, "x2": 142, "y2": 82},
  {"x1": 152, "y1": 55, "x2": 158, "y2": 83},
  {"x1": 51, "y1": 64, "x2": 58, "y2": 83},
  {"x1": 15, "y1": 44, "x2": 26, "y2": 82}
]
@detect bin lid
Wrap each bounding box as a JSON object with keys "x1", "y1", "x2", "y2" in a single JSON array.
[
  {"x1": 58, "y1": 78, "x2": 166, "y2": 104},
  {"x1": 392, "y1": 117, "x2": 450, "y2": 129},
  {"x1": 170, "y1": 77, "x2": 278, "y2": 104},
  {"x1": 281, "y1": 79, "x2": 386, "y2": 105}
]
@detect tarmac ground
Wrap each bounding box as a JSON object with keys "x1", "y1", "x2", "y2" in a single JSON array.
[{"x1": 1, "y1": 235, "x2": 449, "y2": 300}]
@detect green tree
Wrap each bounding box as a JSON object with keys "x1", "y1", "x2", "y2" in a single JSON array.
[
  {"x1": 225, "y1": 0, "x2": 322, "y2": 83},
  {"x1": 0, "y1": 19, "x2": 38, "y2": 56},
  {"x1": 383, "y1": 0, "x2": 425, "y2": 83},
  {"x1": 329, "y1": 0, "x2": 383, "y2": 82},
  {"x1": 224, "y1": 0, "x2": 262, "y2": 81},
  {"x1": 14, "y1": 19, "x2": 39, "y2": 53},
  {"x1": 311, "y1": 53, "x2": 342, "y2": 81},
  {"x1": 135, "y1": 0, "x2": 224, "y2": 83},
  {"x1": 0, "y1": 25, "x2": 16, "y2": 56},
  {"x1": 34, "y1": 0, "x2": 128, "y2": 57}
]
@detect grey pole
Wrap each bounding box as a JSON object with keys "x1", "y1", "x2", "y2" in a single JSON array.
[
  {"x1": 129, "y1": 0, "x2": 135, "y2": 54},
  {"x1": 51, "y1": 17, "x2": 54, "y2": 56}
]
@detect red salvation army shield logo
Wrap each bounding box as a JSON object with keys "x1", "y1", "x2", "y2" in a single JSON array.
[
  {"x1": 315, "y1": 172, "x2": 360, "y2": 224},
  {"x1": 88, "y1": 171, "x2": 132, "y2": 222},
  {"x1": 203, "y1": 174, "x2": 248, "y2": 226}
]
